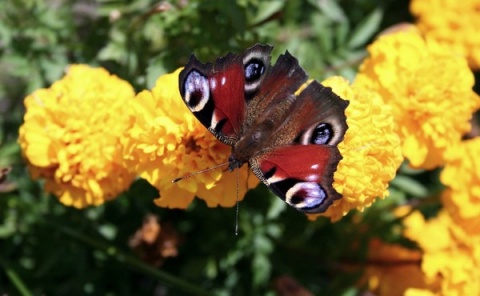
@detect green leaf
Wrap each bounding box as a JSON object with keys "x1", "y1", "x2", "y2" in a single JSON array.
[
  {"x1": 311, "y1": 0, "x2": 346, "y2": 22},
  {"x1": 390, "y1": 175, "x2": 429, "y2": 198},
  {"x1": 251, "y1": 0, "x2": 285, "y2": 24},
  {"x1": 266, "y1": 197, "x2": 286, "y2": 220},
  {"x1": 145, "y1": 55, "x2": 168, "y2": 89},
  {"x1": 347, "y1": 8, "x2": 383, "y2": 49},
  {"x1": 252, "y1": 253, "x2": 271, "y2": 286},
  {"x1": 335, "y1": 18, "x2": 350, "y2": 47}
]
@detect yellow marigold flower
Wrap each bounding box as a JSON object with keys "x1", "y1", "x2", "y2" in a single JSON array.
[
  {"x1": 308, "y1": 77, "x2": 403, "y2": 221},
  {"x1": 410, "y1": 0, "x2": 480, "y2": 70},
  {"x1": 355, "y1": 27, "x2": 480, "y2": 169},
  {"x1": 440, "y1": 138, "x2": 480, "y2": 234},
  {"x1": 18, "y1": 65, "x2": 137, "y2": 208},
  {"x1": 123, "y1": 69, "x2": 258, "y2": 209},
  {"x1": 404, "y1": 210, "x2": 480, "y2": 296}
]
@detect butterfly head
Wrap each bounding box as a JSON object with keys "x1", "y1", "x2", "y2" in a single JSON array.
[{"x1": 227, "y1": 154, "x2": 243, "y2": 172}]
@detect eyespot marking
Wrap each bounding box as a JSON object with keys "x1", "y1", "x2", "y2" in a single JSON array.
[
  {"x1": 286, "y1": 182, "x2": 326, "y2": 210},
  {"x1": 244, "y1": 59, "x2": 266, "y2": 95},
  {"x1": 300, "y1": 122, "x2": 334, "y2": 145},
  {"x1": 311, "y1": 123, "x2": 333, "y2": 145},
  {"x1": 244, "y1": 59, "x2": 265, "y2": 82},
  {"x1": 183, "y1": 70, "x2": 210, "y2": 112}
]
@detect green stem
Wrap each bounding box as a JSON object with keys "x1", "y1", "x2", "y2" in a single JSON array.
[
  {"x1": 55, "y1": 224, "x2": 210, "y2": 296},
  {"x1": 0, "y1": 257, "x2": 32, "y2": 296}
]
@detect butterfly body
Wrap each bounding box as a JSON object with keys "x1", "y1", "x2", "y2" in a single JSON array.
[{"x1": 179, "y1": 44, "x2": 349, "y2": 213}]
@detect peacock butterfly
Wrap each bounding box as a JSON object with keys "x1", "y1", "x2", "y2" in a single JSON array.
[{"x1": 178, "y1": 44, "x2": 349, "y2": 213}]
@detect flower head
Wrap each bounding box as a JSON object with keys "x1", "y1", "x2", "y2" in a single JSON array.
[
  {"x1": 410, "y1": 0, "x2": 480, "y2": 70},
  {"x1": 123, "y1": 69, "x2": 258, "y2": 209},
  {"x1": 309, "y1": 77, "x2": 403, "y2": 221},
  {"x1": 403, "y1": 210, "x2": 480, "y2": 296},
  {"x1": 355, "y1": 26, "x2": 480, "y2": 169},
  {"x1": 18, "y1": 65, "x2": 136, "y2": 208},
  {"x1": 441, "y1": 138, "x2": 480, "y2": 234}
]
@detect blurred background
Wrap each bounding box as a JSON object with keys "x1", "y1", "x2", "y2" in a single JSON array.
[{"x1": 0, "y1": 1, "x2": 477, "y2": 295}]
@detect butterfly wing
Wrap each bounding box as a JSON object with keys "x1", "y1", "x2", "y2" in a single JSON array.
[
  {"x1": 250, "y1": 145, "x2": 342, "y2": 213},
  {"x1": 179, "y1": 44, "x2": 273, "y2": 146},
  {"x1": 250, "y1": 81, "x2": 349, "y2": 213},
  {"x1": 243, "y1": 50, "x2": 308, "y2": 129}
]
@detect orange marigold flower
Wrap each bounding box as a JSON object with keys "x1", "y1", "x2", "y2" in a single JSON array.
[
  {"x1": 410, "y1": 0, "x2": 480, "y2": 70},
  {"x1": 123, "y1": 69, "x2": 258, "y2": 209},
  {"x1": 309, "y1": 76, "x2": 403, "y2": 221},
  {"x1": 440, "y1": 138, "x2": 480, "y2": 234},
  {"x1": 404, "y1": 289, "x2": 437, "y2": 296},
  {"x1": 18, "y1": 65, "x2": 137, "y2": 208},
  {"x1": 360, "y1": 238, "x2": 437, "y2": 296},
  {"x1": 355, "y1": 26, "x2": 480, "y2": 169},
  {"x1": 404, "y1": 210, "x2": 480, "y2": 296}
]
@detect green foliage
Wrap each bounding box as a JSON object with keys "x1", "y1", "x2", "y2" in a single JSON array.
[{"x1": 1, "y1": 0, "x2": 415, "y2": 295}]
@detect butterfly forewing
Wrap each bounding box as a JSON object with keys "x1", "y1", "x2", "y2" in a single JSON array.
[{"x1": 179, "y1": 53, "x2": 247, "y2": 145}]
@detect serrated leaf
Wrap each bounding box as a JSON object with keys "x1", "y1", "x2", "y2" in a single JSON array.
[
  {"x1": 38, "y1": 50, "x2": 68, "y2": 83},
  {"x1": 348, "y1": 8, "x2": 383, "y2": 49}
]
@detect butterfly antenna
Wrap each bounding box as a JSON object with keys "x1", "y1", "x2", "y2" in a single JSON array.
[
  {"x1": 235, "y1": 169, "x2": 240, "y2": 236},
  {"x1": 172, "y1": 162, "x2": 229, "y2": 183}
]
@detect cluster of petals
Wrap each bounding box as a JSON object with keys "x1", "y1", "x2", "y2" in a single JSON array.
[
  {"x1": 440, "y1": 138, "x2": 480, "y2": 234},
  {"x1": 18, "y1": 65, "x2": 136, "y2": 208},
  {"x1": 403, "y1": 210, "x2": 480, "y2": 296},
  {"x1": 361, "y1": 207, "x2": 480, "y2": 296},
  {"x1": 355, "y1": 26, "x2": 480, "y2": 169},
  {"x1": 410, "y1": 0, "x2": 480, "y2": 70}
]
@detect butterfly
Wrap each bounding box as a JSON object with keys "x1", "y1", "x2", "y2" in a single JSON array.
[{"x1": 178, "y1": 44, "x2": 349, "y2": 213}]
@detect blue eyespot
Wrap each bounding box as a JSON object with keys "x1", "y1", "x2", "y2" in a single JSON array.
[
  {"x1": 311, "y1": 123, "x2": 332, "y2": 145},
  {"x1": 184, "y1": 70, "x2": 209, "y2": 112},
  {"x1": 244, "y1": 60, "x2": 265, "y2": 82}
]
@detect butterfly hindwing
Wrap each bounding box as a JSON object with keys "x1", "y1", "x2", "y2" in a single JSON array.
[
  {"x1": 251, "y1": 145, "x2": 342, "y2": 213},
  {"x1": 249, "y1": 81, "x2": 349, "y2": 213}
]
